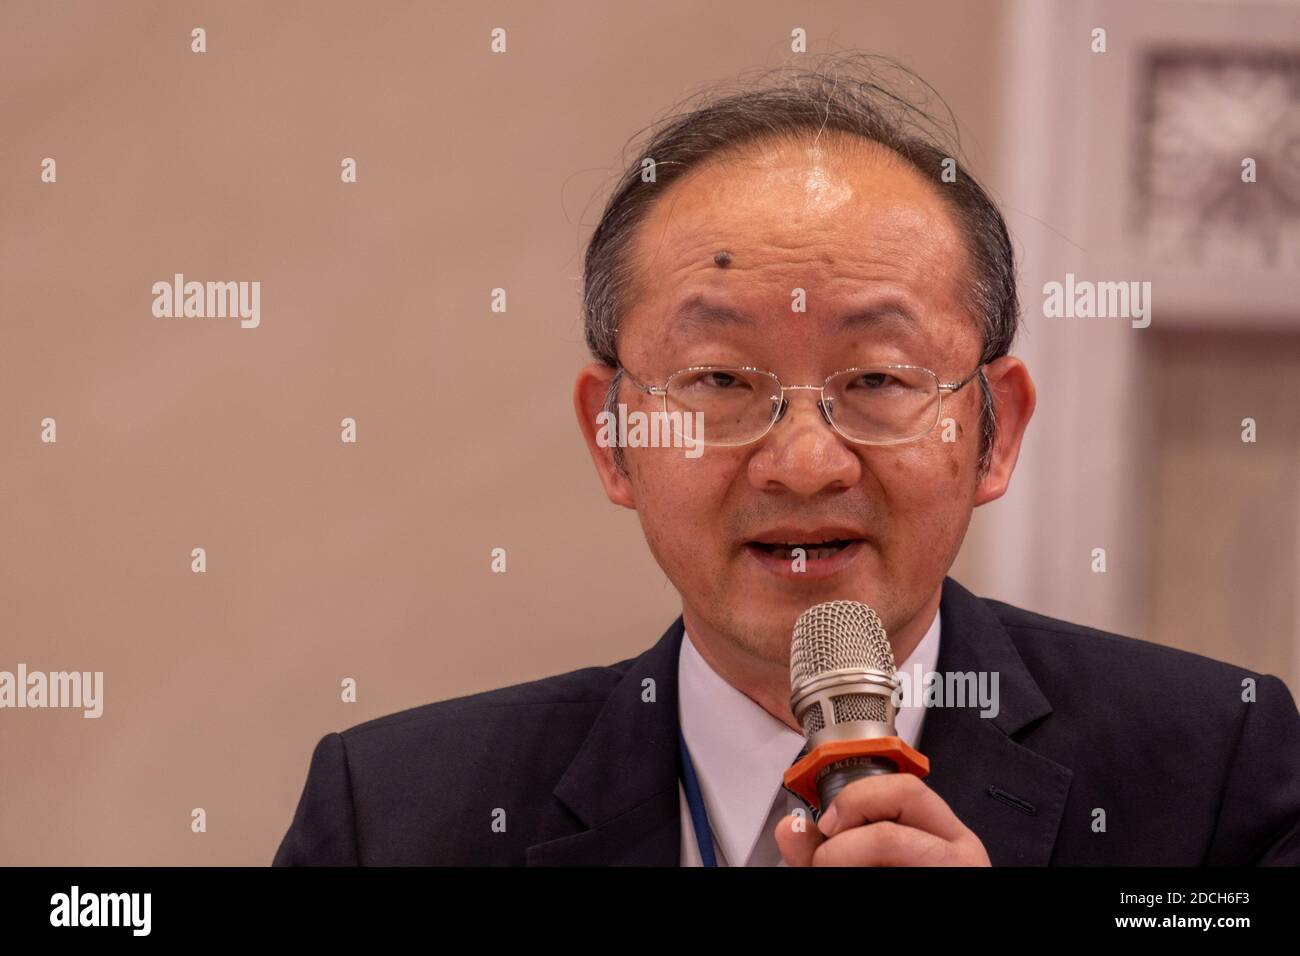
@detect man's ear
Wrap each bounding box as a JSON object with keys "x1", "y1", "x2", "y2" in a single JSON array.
[
  {"x1": 973, "y1": 356, "x2": 1036, "y2": 506},
  {"x1": 574, "y1": 363, "x2": 636, "y2": 509}
]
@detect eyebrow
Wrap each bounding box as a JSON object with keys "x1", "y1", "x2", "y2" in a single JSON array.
[{"x1": 670, "y1": 295, "x2": 921, "y2": 335}]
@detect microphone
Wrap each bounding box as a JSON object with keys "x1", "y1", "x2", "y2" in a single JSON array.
[{"x1": 781, "y1": 600, "x2": 930, "y2": 817}]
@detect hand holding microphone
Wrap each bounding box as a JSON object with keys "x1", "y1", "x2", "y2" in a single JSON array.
[{"x1": 773, "y1": 600, "x2": 990, "y2": 867}]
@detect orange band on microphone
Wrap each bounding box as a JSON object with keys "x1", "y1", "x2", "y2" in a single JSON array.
[{"x1": 782, "y1": 736, "x2": 929, "y2": 811}]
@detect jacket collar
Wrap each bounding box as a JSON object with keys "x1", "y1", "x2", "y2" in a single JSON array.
[
  {"x1": 526, "y1": 576, "x2": 1072, "y2": 866},
  {"x1": 525, "y1": 617, "x2": 686, "y2": 865},
  {"x1": 922, "y1": 576, "x2": 1073, "y2": 865}
]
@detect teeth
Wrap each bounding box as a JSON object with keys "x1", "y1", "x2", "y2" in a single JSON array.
[{"x1": 766, "y1": 542, "x2": 849, "y2": 561}]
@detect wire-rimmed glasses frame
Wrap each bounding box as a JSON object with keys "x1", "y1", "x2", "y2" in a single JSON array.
[{"x1": 616, "y1": 362, "x2": 986, "y2": 447}]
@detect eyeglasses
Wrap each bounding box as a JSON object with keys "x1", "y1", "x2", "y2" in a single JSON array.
[{"x1": 617, "y1": 363, "x2": 985, "y2": 447}]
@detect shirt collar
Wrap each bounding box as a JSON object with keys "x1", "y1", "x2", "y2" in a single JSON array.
[{"x1": 678, "y1": 606, "x2": 942, "y2": 867}]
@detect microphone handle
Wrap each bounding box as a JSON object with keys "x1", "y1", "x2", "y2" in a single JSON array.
[{"x1": 816, "y1": 754, "x2": 898, "y2": 815}]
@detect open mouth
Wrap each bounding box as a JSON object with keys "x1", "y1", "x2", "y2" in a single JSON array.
[{"x1": 746, "y1": 539, "x2": 859, "y2": 561}]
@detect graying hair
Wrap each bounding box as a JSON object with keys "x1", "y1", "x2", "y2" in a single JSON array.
[{"x1": 581, "y1": 53, "x2": 1018, "y2": 483}]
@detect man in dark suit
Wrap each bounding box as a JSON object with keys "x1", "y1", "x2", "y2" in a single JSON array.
[
  {"x1": 273, "y1": 575, "x2": 1300, "y2": 865},
  {"x1": 274, "y1": 57, "x2": 1300, "y2": 866}
]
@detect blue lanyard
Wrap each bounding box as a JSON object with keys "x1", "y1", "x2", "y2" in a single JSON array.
[{"x1": 677, "y1": 726, "x2": 718, "y2": 867}]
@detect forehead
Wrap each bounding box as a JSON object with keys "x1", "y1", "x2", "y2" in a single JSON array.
[{"x1": 621, "y1": 136, "x2": 975, "y2": 359}]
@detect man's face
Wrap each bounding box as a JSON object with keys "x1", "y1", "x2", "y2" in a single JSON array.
[{"x1": 586, "y1": 136, "x2": 1000, "y2": 667}]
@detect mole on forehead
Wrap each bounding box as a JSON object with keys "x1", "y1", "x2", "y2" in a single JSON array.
[{"x1": 713, "y1": 250, "x2": 732, "y2": 267}]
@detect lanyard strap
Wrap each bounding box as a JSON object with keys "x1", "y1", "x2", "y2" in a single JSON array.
[{"x1": 677, "y1": 726, "x2": 718, "y2": 867}]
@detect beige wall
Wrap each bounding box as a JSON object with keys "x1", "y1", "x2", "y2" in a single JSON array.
[{"x1": 3, "y1": 0, "x2": 1293, "y2": 867}]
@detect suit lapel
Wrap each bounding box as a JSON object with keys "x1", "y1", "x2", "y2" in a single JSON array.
[
  {"x1": 922, "y1": 577, "x2": 1073, "y2": 865},
  {"x1": 526, "y1": 618, "x2": 685, "y2": 865}
]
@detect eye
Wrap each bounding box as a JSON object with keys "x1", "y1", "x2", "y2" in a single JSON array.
[
  {"x1": 847, "y1": 371, "x2": 905, "y2": 390},
  {"x1": 682, "y1": 369, "x2": 753, "y2": 391},
  {"x1": 703, "y1": 370, "x2": 743, "y2": 389}
]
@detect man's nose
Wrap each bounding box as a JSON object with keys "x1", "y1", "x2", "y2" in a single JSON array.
[{"x1": 746, "y1": 390, "x2": 863, "y2": 495}]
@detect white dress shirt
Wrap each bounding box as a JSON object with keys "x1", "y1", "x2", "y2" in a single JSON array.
[{"x1": 678, "y1": 608, "x2": 941, "y2": 866}]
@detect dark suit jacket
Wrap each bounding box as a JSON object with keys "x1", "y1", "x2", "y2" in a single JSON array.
[{"x1": 272, "y1": 576, "x2": 1300, "y2": 865}]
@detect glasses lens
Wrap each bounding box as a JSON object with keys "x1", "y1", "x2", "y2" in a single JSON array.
[
  {"x1": 665, "y1": 368, "x2": 780, "y2": 445},
  {"x1": 826, "y1": 366, "x2": 939, "y2": 442}
]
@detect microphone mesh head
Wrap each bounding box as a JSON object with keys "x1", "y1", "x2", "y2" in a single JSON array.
[{"x1": 790, "y1": 600, "x2": 896, "y2": 690}]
